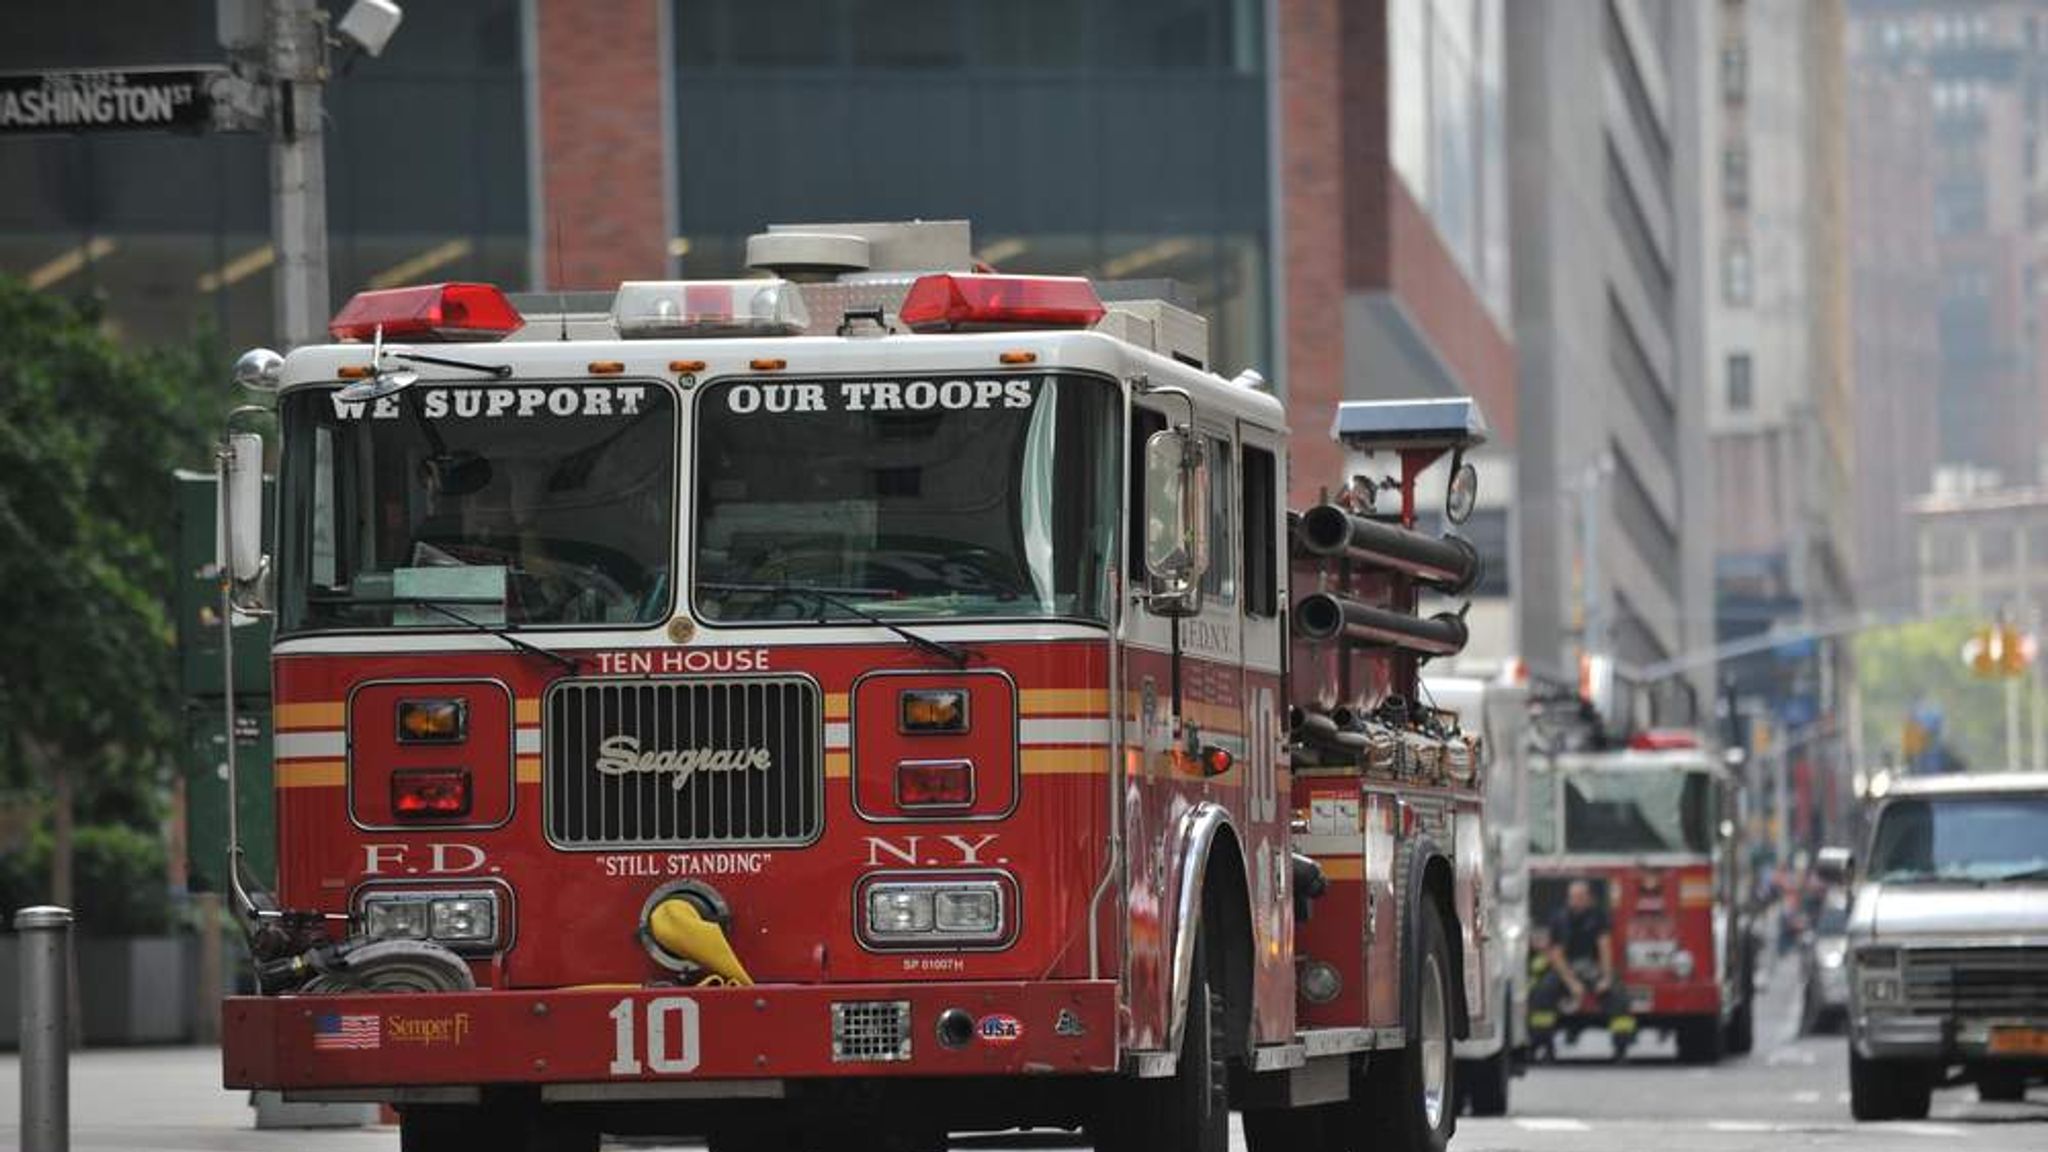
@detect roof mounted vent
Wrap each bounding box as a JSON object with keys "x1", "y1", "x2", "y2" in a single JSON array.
[{"x1": 746, "y1": 220, "x2": 974, "y2": 281}]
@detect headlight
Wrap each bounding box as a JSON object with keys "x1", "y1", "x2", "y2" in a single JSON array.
[
  {"x1": 1299, "y1": 959, "x2": 1343, "y2": 1004},
  {"x1": 1671, "y1": 948, "x2": 1696, "y2": 979},
  {"x1": 1863, "y1": 976, "x2": 1901, "y2": 1004},
  {"x1": 364, "y1": 899, "x2": 429, "y2": 940},
  {"x1": 900, "y1": 689, "x2": 969, "y2": 733},
  {"x1": 361, "y1": 890, "x2": 501, "y2": 950},
  {"x1": 1820, "y1": 946, "x2": 1847, "y2": 970},
  {"x1": 862, "y1": 880, "x2": 1007, "y2": 945},
  {"x1": 934, "y1": 888, "x2": 1000, "y2": 934},
  {"x1": 429, "y1": 897, "x2": 496, "y2": 942},
  {"x1": 1856, "y1": 946, "x2": 1899, "y2": 969}
]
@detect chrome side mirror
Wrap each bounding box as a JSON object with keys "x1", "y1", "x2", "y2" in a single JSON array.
[
  {"x1": 1143, "y1": 428, "x2": 1208, "y2": 617},
  {"x1": 222, "y1": 432, "x2": 270, "y2": 595}
]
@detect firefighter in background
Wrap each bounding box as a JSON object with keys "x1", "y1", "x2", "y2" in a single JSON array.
[{"x1": 1528, "y1": 879, "x2": 1637, "y2": 1059}]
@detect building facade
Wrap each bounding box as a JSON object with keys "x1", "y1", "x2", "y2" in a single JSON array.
[
  {"x1": 1847, "y1": 1, "x2": 2048, "y2": 489},
  {"x1": 2, "y1": 0, "x2": 1522, "y2": 581},
  {"x1": 1845, "y1": 21, "x2": 1942, "y2": 614},
  {"x1": 1504, "y1": 0, "x2": 1715, "y2": 711},
  {"x1": 1708, "y1": 0, "x2": 1856, "y2": 845}
]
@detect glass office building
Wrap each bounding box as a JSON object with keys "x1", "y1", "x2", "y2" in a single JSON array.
[
  {"x1": 0, "y1": 0, "x2": 529, "y2": 349},
  {"x1": 1, "y1": 0, "x2": 1270, "y2": 374}
]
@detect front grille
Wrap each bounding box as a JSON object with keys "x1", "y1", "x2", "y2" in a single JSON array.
[
  {"x1": 832, "y1": 1000, "x2": 913, "y2": 1063},
  {"x1": 544, "y1": 677, "x2": 822, "y2": 848},
  {"x1": 1902, "y1": 946, "x2": 2048, "y2": 1016}
]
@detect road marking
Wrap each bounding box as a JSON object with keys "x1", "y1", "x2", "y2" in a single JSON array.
[
  {"x1": 1836, "y1": 1091, "x2": 1852, "y2": 1104},
  {"x1": 1893, "y1": 1123, "x2": 1966, "y2": 1138},
  {"x1": 1792, "y1": 1090, "x2": 1821, "y2": 1104},
  {"x1": 1765, "y1": 1047, "x2": 1817, "y2": 1066},
  {"x1": 1513, "y1": 1118, "x2": 1593, "y2": 1132},
  {"x1": 1708, "y1": 1121, "x2": 1777, "y2": 1133}
]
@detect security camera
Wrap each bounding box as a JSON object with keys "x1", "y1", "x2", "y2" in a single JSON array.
[{"x1": 337, "y1": 0, "x2": 404, "y2": 58}]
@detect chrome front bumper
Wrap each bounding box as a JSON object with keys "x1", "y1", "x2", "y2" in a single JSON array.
[{"x1": 1854, "y1": 1014, "x2": 2048, "y2": 1061}]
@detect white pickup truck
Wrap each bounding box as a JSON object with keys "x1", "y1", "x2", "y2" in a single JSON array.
[{"x1": 1845, "y1": 772, "x2": 2048, "y2": 1118}]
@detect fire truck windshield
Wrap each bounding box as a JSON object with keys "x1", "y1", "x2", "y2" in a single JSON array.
[
  {"x1": 1532, "y1": 767, "x2": 1716, "y2": 856},
  {"x1": 692, "y1": 374, "x2": 1119, "y2": 624},
  {"x1": 276, "y1": 382, "x2": 677, "y2": 632}
]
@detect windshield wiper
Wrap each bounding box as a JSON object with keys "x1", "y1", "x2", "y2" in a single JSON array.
[
  {"x1": 308, "y1": 594, "x2": 579, "y2": 673},
  {"x1": 1987, "y1": 866, "x2": 2048, "y2": 883},
  {"x1": 702, "y1": 581, "x2": 973, "y2": 668},
  {"x1": 393, "y1": 351, "x2": 514, "y2": 379}
]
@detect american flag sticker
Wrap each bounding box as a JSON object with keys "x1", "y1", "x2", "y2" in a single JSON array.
[{"x1": 312, "y1": 1013, "x2": 382, "y2": 1051}]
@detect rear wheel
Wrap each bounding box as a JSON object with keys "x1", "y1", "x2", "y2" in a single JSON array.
[
  {"x1": 1242, "y1": 1103, "x2": 1345, "y2": 1152},
  {"x1": 1362, "y1": 908, "x2": 1458, "y2": 1152},
  {"x1": 1094, "y1": 932, "x2": 1229, "y2": 1152},
  {"x1": 1849, "y1": 1050, "x2": 1933, "y2": 1121}
]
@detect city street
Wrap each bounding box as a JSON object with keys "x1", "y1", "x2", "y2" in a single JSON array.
[{"x1": 3, "y1": 956, "x2": 2040, "y2": 1151}]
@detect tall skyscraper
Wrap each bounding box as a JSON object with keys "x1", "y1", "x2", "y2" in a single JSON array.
[{"x1": 1504, "y1": 0, "x2": 1715, "y2": 713}]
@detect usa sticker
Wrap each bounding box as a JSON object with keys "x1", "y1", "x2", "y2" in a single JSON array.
[{"x1": 978, "y1": 1014, "x2": 1023, "y2": 1044}]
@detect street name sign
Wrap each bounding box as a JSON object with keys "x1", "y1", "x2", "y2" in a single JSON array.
[{"x1": 0, "y1": 66, "x2": 227, "y2": 136}]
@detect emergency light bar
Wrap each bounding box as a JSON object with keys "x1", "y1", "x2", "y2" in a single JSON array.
[
  {"x1": 329, "y1": 282, "x2": 525, "y2": 342},
  {"x1": 613, "y1": 279, "x2": 809, "y2": 338},
  {"x1": 900, "y1": 273, "x2": 1105, "y2": 332}
]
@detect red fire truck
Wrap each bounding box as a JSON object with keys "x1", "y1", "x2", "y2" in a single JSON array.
[
  {"x1": 211, "y1": 221, "x2": 1494, "y2": 1151},
  {"x1": 1525, "y1": 711, "x2": 1755, "y2": 1064}
]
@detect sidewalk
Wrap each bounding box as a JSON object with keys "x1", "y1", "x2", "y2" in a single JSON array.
[{"x1": 0, "y1": 1046, "x2": 395, "y2": 1151}]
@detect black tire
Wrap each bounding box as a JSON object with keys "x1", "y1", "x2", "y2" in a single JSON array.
[
  {"x1": 1849, "y1": 1050, "x2": 1933, "y2": 1121},
  {"x1": 1724, "y1": 989, "x2": 1756, "y2": 1056},
  {"x1": 1977, "y1": 1070, "x2": 2028, "y2": 1103},
  {"x1": 400, "y1": 1102, "x2": 597, "y2": 1152},
  {"x1": 1675, "y1": 1017, "x2": 1723, "y2": 1065},
  {"x1": 1242, "y1": 1103, "x2": 1344, "y2": 1152},
  {"x1": 1361, "y1": 908, "x2": 1457, "y2": 1152},
  {"x1": 1460, "y1": 1048, "x2": 1511, "y2": 1116},
  {"x1": 1094, "y1": 932, "x2": 1229, "y2": 1152}
]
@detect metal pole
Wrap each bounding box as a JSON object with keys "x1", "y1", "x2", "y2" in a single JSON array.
[
  {"x1": 2006, "y1": 674, "x2": 2023, "y2": 773},
  {"x1": 17, "y1": 905, "x2": 73, "y2": 1152},
  {"x1": 269, "y1": 0, "x2": 328, "y2": 347}
]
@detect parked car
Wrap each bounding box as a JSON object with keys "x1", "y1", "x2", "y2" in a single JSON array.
[
  {"x1": 1845, "y1": 772, "x2": 2048, "y2": 1119},
  {"x1": 1799, "y1": 896, "x2": 1851, "y2": 1034}
]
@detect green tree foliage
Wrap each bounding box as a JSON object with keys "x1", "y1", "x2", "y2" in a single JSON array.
[
  {"x1": 1857, "y1": 616, "x2": 2022, "y2": 773},
  {"x1": 0, "y1": 278, "x2": 222, "y2": 923}
]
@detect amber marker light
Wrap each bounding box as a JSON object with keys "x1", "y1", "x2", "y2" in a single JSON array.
[
  {"x1": 396, "y1": 698, "x2": 467, "y2": 743},
  {"x1": 588, "y1": 360, "x2": 626, "y2": 375},
  {"x1": 750, "y1": 358, "x2": 787, "y2": 371},
  {"x1": 670, "y1": 359, "x2": 707, "y2": 373},
  {"x1": 900, "y1": 688, "x2": 968, "y2": 734},
  {"x1": 998, "y1": 351, "x2": 1037, "y2": 365}
]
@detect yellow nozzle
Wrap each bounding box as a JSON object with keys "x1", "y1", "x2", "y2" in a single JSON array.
[{"x1": 648, "y1": 898, "x2": 753, "y2": 986}]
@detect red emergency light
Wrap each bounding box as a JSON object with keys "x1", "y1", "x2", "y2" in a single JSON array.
[
  {"x1": 1628, "y1": 729, "x2": 1701, "y2": 752},
  {"x1": 329, "y1": 282, "x2": 525, "y2": 343},
  {"x1": 900, "y1": 273, "x2": 1106, "y2": 332}
]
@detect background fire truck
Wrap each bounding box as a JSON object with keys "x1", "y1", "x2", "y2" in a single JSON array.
[
  {"x1": 1525, "y1": 695, "x2": 1756, "y2": 1065},
  {"x1": 209, "y1": 221, "x2": 1495, "y2": 1151}
]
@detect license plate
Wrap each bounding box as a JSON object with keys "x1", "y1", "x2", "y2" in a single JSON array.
[{"x1": 1986, "y1": 1027, "x2": 2048, "y2": 1055}]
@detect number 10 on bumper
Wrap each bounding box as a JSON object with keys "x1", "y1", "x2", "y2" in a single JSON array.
[{"x1": 609, "y1": 997, "x2": 702, "y2": 1075}]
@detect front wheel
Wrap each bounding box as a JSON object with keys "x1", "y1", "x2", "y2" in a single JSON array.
[
  {"x1": 1675, "y1": 1018, "x2": 1723, "y2": 1065},
  {"x1": 400, "y1": 1101, "x2": 597, "y2": 1152},
  {"x1": 1849, "y1": 1049, "x2": 1933, "y2": 1121},
  {"x1": 1094, "y1": 932, "x2": 1229, "y2": 1152},
  {"x1": 1976, "y1": 1070, "x2": 2027, "y2": 1103},
  {"x1": 1362, "y1": 908, "x2": 1457, "y2": 1152}
]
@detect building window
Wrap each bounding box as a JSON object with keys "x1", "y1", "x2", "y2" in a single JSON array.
[
  {"x1": 1720, "y1": 42, "x2": 1746, "y2": 105},
  {"x1": 1980, "y1": 526, "x2": 2015, "y2": 570},
  {"x1": 1722, "y1": 240, "x2": 1752, "y2": 306},
  {"x1": 1727, "y1": 352, "x2": 1753, "y2": 412},
  {"x1": 1723, "y1": 145, "x2": 1749, "y2": 211}
]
